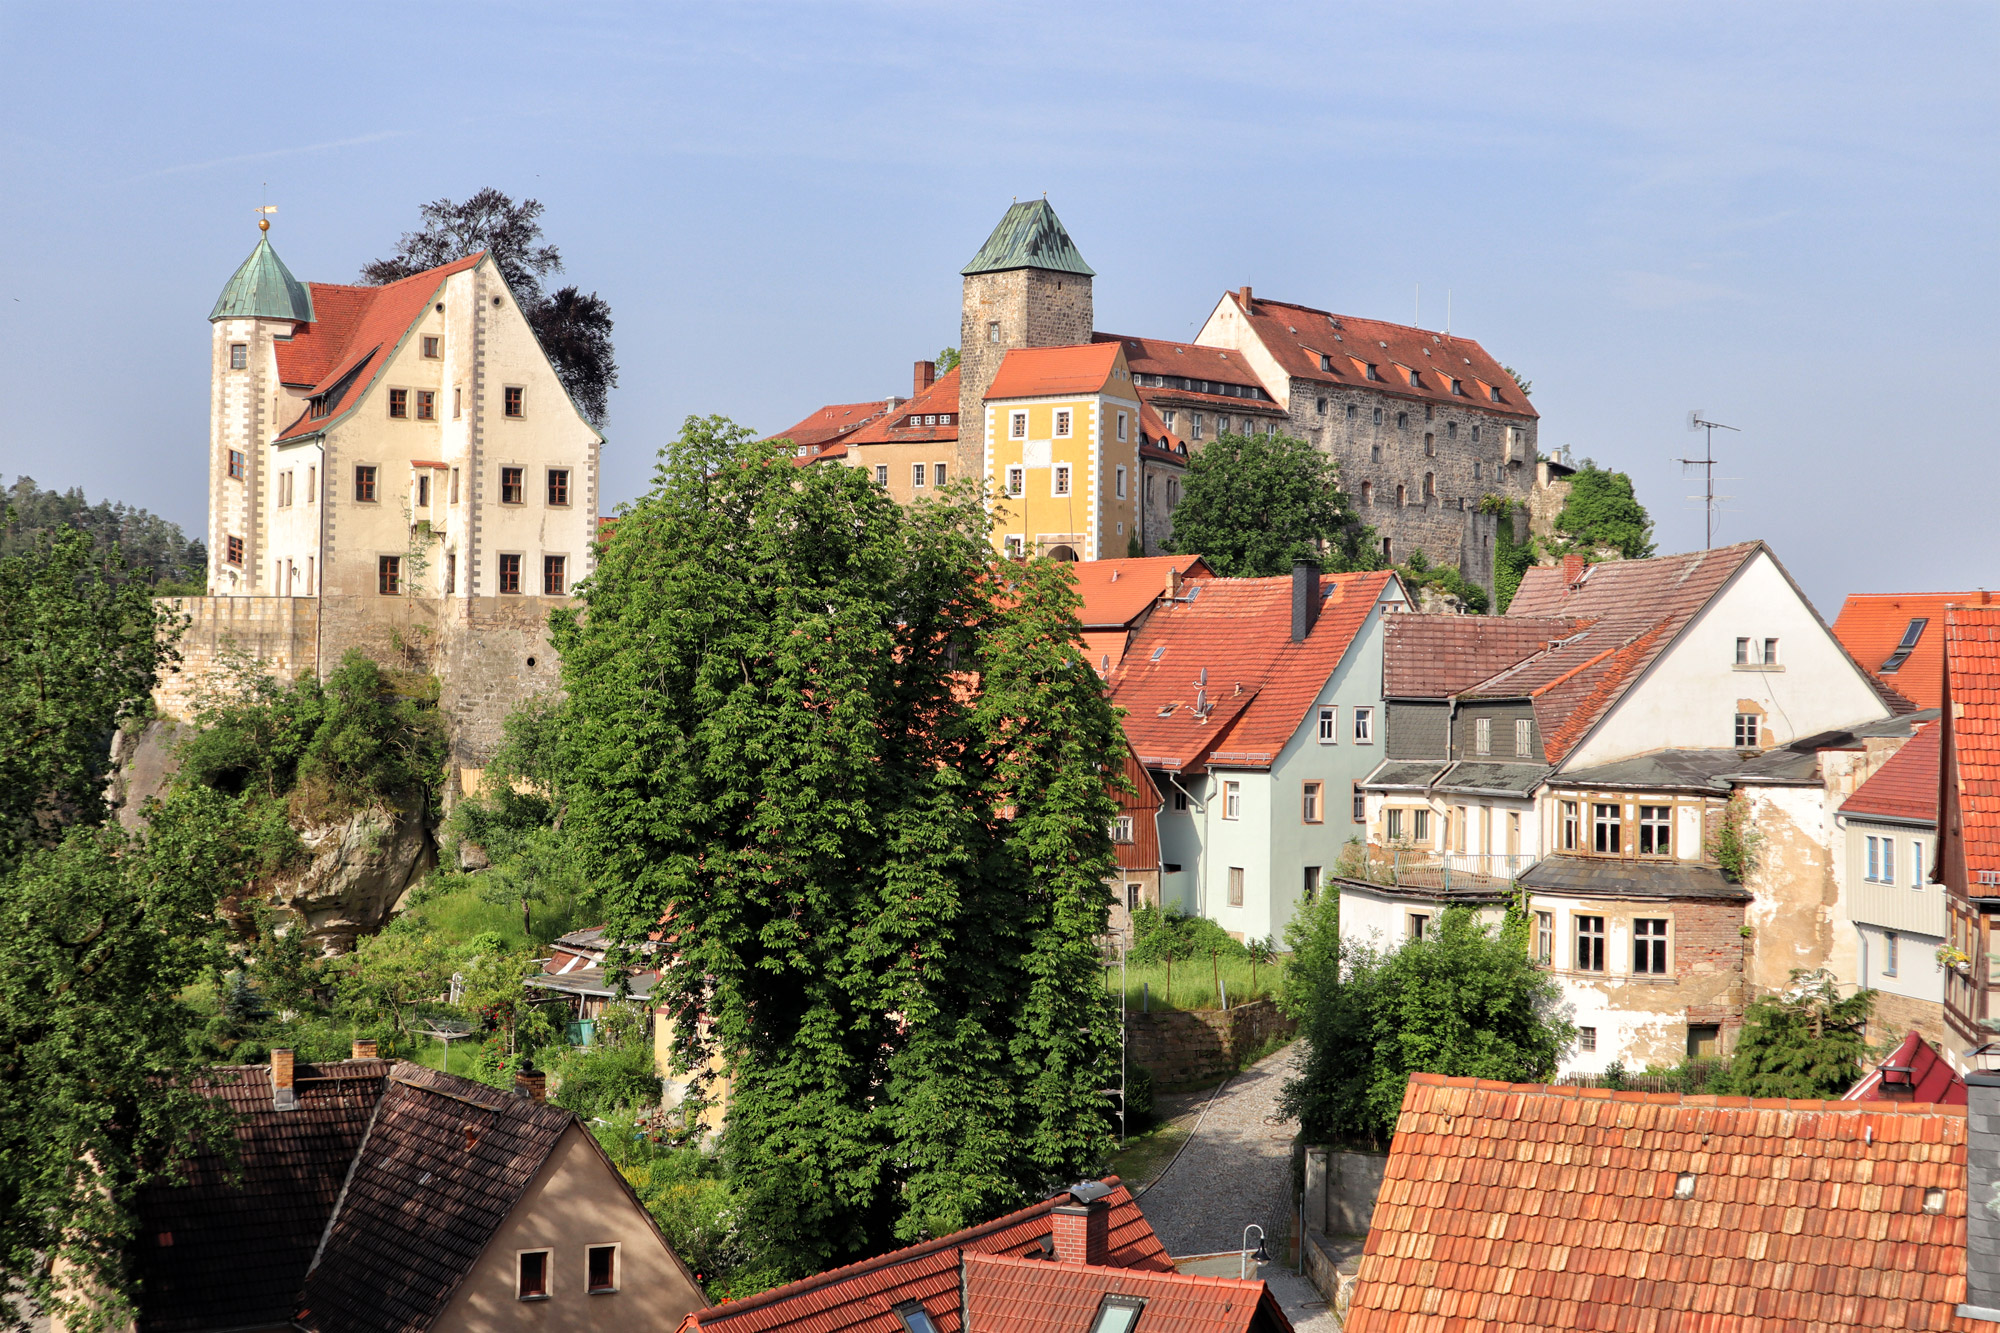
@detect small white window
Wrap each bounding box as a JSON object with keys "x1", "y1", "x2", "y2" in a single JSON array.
[
  {"x1": 1475, "y1": 717, "x2": 1492, "y2": 756},
  {"x1": 1763, "y1": 637, "x2": 1779, "y2": 665},
  {"x1": 1353, "y1": 706, "x2": 1374, "y2": 744},
  {"x1": 911, "y1": 463, "x2": 926, "y2": 489},
  {"x1": 1317, "y1": 706, "x2": 1337, "y2": 744},
  {"x1": 1010, "y1": 411, "x2": 1028, "y2": 439},
  {"x1": 1054, "y1": 409, "x2": 1073, "y2": 438},
  {"x1": 1734, "y1": 712, "x2": 1760, "y2": 748},
  {"x1": 1117, "y1": 411, "x2": 1128, "y2": 441},
  {"x1": 1007, "y1": 466, "x2": 1025, "y2": 496},
  {"x1": 1223, "y1": 781, "x2": 1241, "y2": 820},
  {"x1": 1191, "y1": 413, "x2": 1204, "y2": 441},
  {"x1": 933, "y1": 463, "x2": 947, "y2": 487},
  {"x1": 1115, "y1": 465, "x2": 1127, "y2": 499},
  {"x1": 1912, "y1": 840, "x2": 1925, "y2": 889},
  {"x1": 1053, "y1": 464, "x2": 1072, "y2": 497},
  {"x1": 1514, "y1": 718, "x2": 1532, "y2": 756},
  {"x1": 1004, "y1": 535, "x2": 1024, "y2": 558},
  {"x1": 1735, "y1": 637, "x2": 1751, "y2": 665}
]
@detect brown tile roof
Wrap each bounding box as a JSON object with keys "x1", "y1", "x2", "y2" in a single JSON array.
[
  {"x1": 843, "y1": 366, "x2": 963, "y2": 448},
  {"x1": 1833, "y1": 591, "x2": 1997, "y2": 711},
  {"x1": 296, "y1": 1062, "x2": 579, "y2": 1332},
  {"x1": 1225, "y1": 292, "x2": 1538, "y2": 421},
  {"x1": 1944, "y1": 605, "x2": 2000, "y2": 885},
  {"x1": 1110, "y1": 571, "x2": 1398, "y2": 772},
  {"x1": 1346, "y1": 1073, "x2": 1998, "y2": 1333},
  {"x1": 1381, "y1": 613, "x2": 1588, "y2": 699},
  {"x1": 984, "y1": 343, "x2": 1122, "y2": 400},
  {"x1": 769, "y1": 399, "x2": 894, "y2": 453},
  {"x1": 676, "y1": 1180, "x2": 1173, "y2": 1333},
  {"x1": 1072, "y1": 556, "x2": 1213, "y2": 631},
  {"x1": 1092, "y1": 332, "x2": 1276, "y2": 397},
  {"x1": 1841, "y1": 721, "x2": 1941, "y2": 825},
  {"x1": 963, "y1": 1252, "x2": 1289, "y2": 1333},
  {"x1": 134, "y1": 1060, "x2": 391, "y2": 1333}
]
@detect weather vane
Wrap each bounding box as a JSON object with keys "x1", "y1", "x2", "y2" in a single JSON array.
[{"x1": 256, "y1": 183, "x2": 277, "y2": 232}]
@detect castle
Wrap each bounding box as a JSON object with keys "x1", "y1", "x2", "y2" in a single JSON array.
[
  {"x1": 162, "y1": 221, "x2": 601, "y2": 786},
  {"x1": 778, "y1": 200, "x2": 1543, "y2": 583}
]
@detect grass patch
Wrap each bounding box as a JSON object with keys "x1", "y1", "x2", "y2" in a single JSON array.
[
  {"x1": 1106, "y1": 1121, "x2": 1191, "y2": 1190},
  {"x1": 1103, "y1": 956, "x2": 1285, "y2": 1012},
  {"x1": 399, "y1": 872, "x2": 597, "y2": 953}
]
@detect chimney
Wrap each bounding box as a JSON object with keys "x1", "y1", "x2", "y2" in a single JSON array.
[
  {"x1": 1238, "y1": 285, "x2": 1253, "y2": 308},
  {"x1": 1562, "y1": 554, "x2": 1589, "y2": 589},
  {"x1": 351, "y1": 1038, "x2": 378, "y2": 1061},
  {"x1": 914, "y1": 360, "x2": 936, "y2": 396},
  {"x1": 1292, "y1": 560, "x2": 1322, "y2": 642},
  {"x1": 271, "y1": 1048, "x2": 298, "y2": 1112},
  {"x1": 1051, "y1": 1182, "x2": 1114, "y2": 1265},
  {"x1": 1965, "y1": 1069, "x2": 2000, "y2": 1319},
  {"x1": 515, "y1": 1062, "x2": 547, "y2": 1105},
  {"x1": 1165, "y1": 567, "x2": 1183, "y2": 600}
]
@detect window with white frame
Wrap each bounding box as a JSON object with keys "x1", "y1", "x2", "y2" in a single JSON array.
[
  {"x1": 1007, "y1": 466, "x2": 1025, "y2": 496},
  {"x1": 1054, "y1": 409, "x2": 1073, "y2": 438},
  {"x1": 1412, "y1": 808, "x2": 1431, "y2": 842},
  {"x1": 875, "y1": 465, "x2": 889, "y2": 486},
  {"x1": 1010, "y1": 411, "x2": 1028, "y2": 439},
  {"x1": 1302, "y1": 781, "x2": 1322, "y2": 823},
  {"x1": 1053, "y1": 464, "x2": 1072, "y2": 496},
  {"x1": 1633, "y1": 918, "x2": 1669, "y2": 974},
  {"x1": 1352, "y1": 706, "x2": 1374, "y2": 743},
  {"x1": 1638, "y1": 805, "x2": 1671, "y2": 856},
  {"x1": 1004, "y1": 535, "x2": 1024, "y2": 558},
  {"x1": 1386, "y1": 808, "x2": 1404, "y2": 841},
  {"x1": 912, "y1": 463, "x2": 927, "y2": 489},
  {"x1": 1223, "y1": 781, "x2": 1241, "y2": 819},
  {"x1": 1317, "y1": 706, "x2": 1337, "y2": 743},
  {"x1": 1515, "y1": 718, "x2": 1532, "y2": 756},
  {"x1": 934, "y1": 463, "x2": 948, "y2": 487},
  {"x1": 1352, "y1": 781, "x2": 1366, "y2": 822},
  {"x1": 1475, "y1": 717, "x2": 1492, "y2": 756},
  {"x1": 1227, "y1": 867, "x2": 1245, "y2": 907},
  {"x1": 1734, "y1": 712, "x2": 1760, "y2": 748},
  {"x1": 1112, "y1": 816, "x2": 1134, "y2": 843}
]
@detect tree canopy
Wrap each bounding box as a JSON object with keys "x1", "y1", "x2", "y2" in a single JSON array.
[
  {"x1": 363, "y1": 189, "x2": 618, "y2": 428},
  {"x1": 1280, "y1": 901, "x2": 1572, "y2": 1144},
  {"x1": 1720, "y1": 970, "x2": 1874, "y2": 1099},
  {"x1": 1164, "y1": 431, "x2": 1377, "y2": 577},
  {"x1": 550, "y1": 417, "x2": 1126, "y2": 1275},
  {"x1": 1554, "y1": 463, "x2": 1655, "y2": 560},
  {"x1": 4, "y1": 476, "x2": 204, "y2": 593}
]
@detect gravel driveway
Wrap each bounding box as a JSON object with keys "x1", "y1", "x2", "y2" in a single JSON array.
[{"x1": 1135, "y1": 1042, "x2": 1302, "y2": 1259}]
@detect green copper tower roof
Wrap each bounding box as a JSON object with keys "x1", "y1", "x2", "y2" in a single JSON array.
[
  {"x1": 209, "y1": 232, "x2": 314, "y2": 323},
  {"x1": 960, "y1": 200, "x2": 1094, "y2": 278}
]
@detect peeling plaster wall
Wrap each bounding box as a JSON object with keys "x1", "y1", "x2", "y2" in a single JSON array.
[{"x1": 1739, "y1": 782, "x2": 1840, "y2": 993}]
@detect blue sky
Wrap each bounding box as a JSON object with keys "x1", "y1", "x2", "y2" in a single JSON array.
[{"x1": 1, "y1": 2, "x2": 1993, "y2": 613}]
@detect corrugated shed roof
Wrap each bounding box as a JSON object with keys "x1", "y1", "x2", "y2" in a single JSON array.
[
  {"x1": 985, "y1": 343, "x2": 1123, "y2": 401},
  {"x1": 1944, "y1": 605, "x2": 2000, "y2": 884},
  {"x1": 961, "y1": 200, "x2": 1094, "y2": 277},
  {"x1": 963, "y1": 1252, "x2": 1288, "y2": 1333},
  {"x1": 1225, "y1": 293, "x2": 1537, "y2": 421},
  {"x1": 1841, "y1": 722, "x2": 1941, "y2": 826},
  {"x1": 1345, "y1": 1073, "x2": 1996, "y2": 1333},
  {"x1": 1110, "y1": 571, "x2": 1397, "y2": 772},
  {"x1": 1833, "y1": 592, "x2": 1997, "y2": 711},
  {"x1": 1381, "y1": 613, "x2": 1588, "y2": 699}
]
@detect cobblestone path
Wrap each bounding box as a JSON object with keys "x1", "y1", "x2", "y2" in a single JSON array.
[{"x1": 1135, "y1": 1042, "x2": 1302, "y2": 1259}]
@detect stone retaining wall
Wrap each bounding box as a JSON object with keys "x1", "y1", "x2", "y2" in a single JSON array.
[{"x1": 1123, "y1": 998, "x2": 1296, "y2": 1091}]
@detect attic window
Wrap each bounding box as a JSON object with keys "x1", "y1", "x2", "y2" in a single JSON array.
[
  {"x1": 1319, "y1": 354, "x2": 1333, "y2": 371},
  {"x1": 1879, "y1": 618, "x2": 1928, "y2": 673},
  {"x1": 1150, "y1": 646, "x2": 1166, "y2": 661},
  {"x1": 895, "y1": 1302, "x2": 939, "y2": 1333},
  {"x1": 1088, "y1": 1295, "x2": 1146, "y2": 1333},
  {"x1": 1365, "y1": 363, "x2": 1381, "y2": 381},
  {"x1": 1489, "y1": 385, "x2": 1503, "y2": 403}
]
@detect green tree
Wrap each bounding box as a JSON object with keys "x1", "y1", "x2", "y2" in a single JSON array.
[
  {"x1": 3, "y1": 477, "x2": 206, "y2": 593},
  {"x1": 1504, "y1": 366, "x2": 1533, "y2": 398},
  {"x1": 335, "y1": 926, "x2": 456, "y2": 1050},
  {"x1": 551, "y1": 417, "x2": 1123, "y2": 1276},
  {"x1": 1164, "y1": 431, "x2": 1376, "y2": 576},
  {"x1": 1554, "y1": 464, "x2": 1655, "y2": 560},
  {"x1": 1280, "y1": 901, "x2": 1571, "y2": 1145},
  {"x1": 934, "y1": 347, "x2": 960, "y2": 374},
  {"x1": 1720, "y1": 971, "x2": 1874, "y2": 1099}
]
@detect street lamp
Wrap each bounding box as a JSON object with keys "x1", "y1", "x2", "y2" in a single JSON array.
[{"x1": 1240, "y1": 1224, "x2": 1269, "y2": 1280}]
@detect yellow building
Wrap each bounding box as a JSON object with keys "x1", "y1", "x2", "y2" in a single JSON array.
[{"x1": 983, "y1": 343, "x2": 1141, "y2": 561}]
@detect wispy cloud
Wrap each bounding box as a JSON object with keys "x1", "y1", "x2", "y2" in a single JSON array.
[{"x1": 128, "y1": 130, "x2": 411, "y2": 182}]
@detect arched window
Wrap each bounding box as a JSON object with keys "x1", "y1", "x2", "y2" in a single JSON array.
[
  {"x1": 1396, "y1": 484, "x2": 1407, "y2": 507},
  {"x1": 1360, "y1": 481, "x2": 1373, "y2": 506},
  {"x1": 1424, "y1": 472, "x2": 1436, "y2": 503}
]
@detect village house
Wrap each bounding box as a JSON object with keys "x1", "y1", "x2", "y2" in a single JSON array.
[
  {"x1": 674, "y1": 1179, "x2": 1293, "y2": 1333},
  {"x1": 1837, "y1": 720, "x2": 1948, "y2": 1046},
  {"x1": 1939, "y1": 604, "x2": 2000, "y2": 1062},
  {"x1": 111, "y1": 1048, "x2": 704, "y2": 1333},
  {"x1": 1341, "y1": 1070, "x2": 2000, "y2": 1332},
  {"x1": 1833, "y1": 589, "x2": 1996, "y2": 711},
  {"x1": 1350, "y1": 542, "x2": 1919, "y2": 1073},
  {"x1": 1111, "y1": 564, "x2": 1408, "y2": 943}
]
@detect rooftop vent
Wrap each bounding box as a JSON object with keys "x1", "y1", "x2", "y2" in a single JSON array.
[{"x1": 1673, "y1": 1172, "x2": 1696, "y2": 1200}]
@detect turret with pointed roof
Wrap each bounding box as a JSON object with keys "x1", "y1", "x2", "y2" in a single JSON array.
[
  {"x1": 960, "y1": 199, "x2": 1095, "y2": 277},
  {"x1": 210, "y1": 230, "x2": 315, "y2": 324}
]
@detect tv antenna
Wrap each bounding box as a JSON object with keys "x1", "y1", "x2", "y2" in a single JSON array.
[{"x1": 1679, "y1": 410, "x2": 1739, "y2": 549}]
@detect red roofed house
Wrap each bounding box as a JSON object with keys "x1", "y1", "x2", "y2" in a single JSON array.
[
  {"x1": 675, "y1": 1180, "x2": 1293, "y2": 1333},
  {"x1": 1839, "y1": 721, "x2": 1948, "y2": 1046},
  {"x1": 1845, "y1": 1028, "x2": 1968, "y2": 1105},
  {"x1": 1352, "y1": 542, "x2": 1922, "y2": 1075},
  {"x1": 1110, "y1": 564, "x2": 1408, "y2": 943},
  {"x1": 1834, "y1": 590, "x2": 1999, "y2": 711},
  {"x1": 1940, "y1": 605, "x2": 2000, "y2": 1058},
  {"x1": 1343, "y1": 1071, "x2": 2000, "y2": 1332}
]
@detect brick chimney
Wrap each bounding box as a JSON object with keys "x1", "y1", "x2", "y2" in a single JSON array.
[
  {"x1": 1051, "y1": 1194, "x2": 1111, "y2": 1266},
  {"x1": 271, "y1": 1048, "x2": 298, "y2": 1112},
  {"x1": 1562, "y1": 554, "x2": 1589, "y2": 589},
  {"x1": 1964, "y1": 1069, "x2": 2000, "y2": 1320},
  {"x1": 515, "y1": 1062, "x2": 547, "y2": 1105},
  {"x1": 351, "y1": 1038, "x2": 378, "y2": 1061},
  {"x1": 1238, "y1": 285, "x2": 1253, "y2": 308},
  {"x1": 1165, "y1": 566, "x2": 1184, "y2": 600},
  {"x1": 1292, "y1": 560, "x2": 1322, "y2": 642},
  {"x1": 914, "y1": 360, "x2": 936, "y2": 396}
]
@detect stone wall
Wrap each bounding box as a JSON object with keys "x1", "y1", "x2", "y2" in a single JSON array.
[
  {"x1": 957, "y1": 268, "x2": 1094, "y2": 479},
  {"x1": 156, "y1": 595, "x2": 320, "y2": 719},
  {"x1": 1303, "y1": 1145, "x2": 1390, "y2": 1237},
  {"x1": 1123, "y1": 998, "x2": 1296, "y2": 1091}
]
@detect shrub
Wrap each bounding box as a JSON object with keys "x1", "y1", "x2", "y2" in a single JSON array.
[{"x1": 1130, "y1": 905, "x2": 1247, "y2": 964}]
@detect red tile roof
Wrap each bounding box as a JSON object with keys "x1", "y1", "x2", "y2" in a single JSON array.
[
  {"x1": 843, "y1": 366, "x2": 963, "y2": 448},
  {"x1": 273, "y1": 255, "x2": 484, "y2": 442},
  {"x1": 1346, "y1": 1072, "x2": 1996, "y2": 1333},
  {"x1": 1224, "y1": 292, "x2": 1538, "y2": 421},
  {"x1": 1093, "y1": 333, "x2": 1271, "y2": 392},
  {"x1": 1845, "y1": 1030, "x2": 1967, "y2": 1106},
  {"x1": 1381, "y1": 613, "x2": 1589, "y2": 699},
  {"x1": 1137, "y1": 398, "x2": 1190, "y2": 462},
  {"x1": 964, "y1": 1252, "x2": 1288, "y2": 1333},
  {"x1": 1072, "y1": 556, "x2": 1213, "y2": 630},
  {"x1": 1841, "y1": 722, "x2": 1941, "y2": 826},
  {"x1": 676, "y1": 1181, "x2": 1173, "y2": 1333},
  {"x1": 1944, "y1": 605, "x2": 2000, "y2": 884},
  {"x1": 1111, "y1": 571, "x2": 1399, "y2": 772},
  {"x1": 769, "y1": 398, "x2": 894, "y2": 453},
  {"x1": 984, "y1": 343, "x2": 1123, "y2": 400},
  {"x1": 1833, "y1": 592, "x2": 1997, "y2": 711}
]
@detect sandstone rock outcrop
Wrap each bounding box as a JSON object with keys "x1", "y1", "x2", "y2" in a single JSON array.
[{"x1": 265, "y1": 791, "x2": 435, "y2": 953}]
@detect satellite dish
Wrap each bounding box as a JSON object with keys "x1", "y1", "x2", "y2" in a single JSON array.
[{"x1": 1687, "y1": 409, "x2": 1703, "y2": 432}]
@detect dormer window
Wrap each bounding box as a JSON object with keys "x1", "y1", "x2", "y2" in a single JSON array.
[
  {"x1": 1407, "y1": 369, "x2": 1422, "y2": 388},
  {"x1": 1319, "y1": 353, "x2": 1333, "y2": 371},
  {"x1": 1880, "y1": 618, "x2": 1927, "y2": 672},
  {"x1": 1365, "y1": 363, "x2": 1381, "y2": 381},
  {"x1": 1489, "y1": 385, "x2": 1503, "y2": 403},
  {"x1": 1451, "y1": 378, "x2": 1465, "y2": 395}
]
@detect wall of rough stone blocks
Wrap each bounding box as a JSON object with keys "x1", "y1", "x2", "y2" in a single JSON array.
[
  {"x1": 957, "y1": 269, "x2": 1094, "y2": 479},
  {"x1": 1122, "y1": 998, "x2": 1297, "y2": 1091},
  {"x1": 155, "y1": 595, "x2": 319, "y2": 720}
]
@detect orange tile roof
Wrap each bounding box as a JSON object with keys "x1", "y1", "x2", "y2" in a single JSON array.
[
  {"x1": 1072, "y1": 556, "x2": 1213, "y2": 630},
  {"x1": 1833, "y1": 592, "x2": 1997, "y2": 711},
  {"x1": 768, "y1": 399, "x2": 893, "y2": 452},
  {"x1": 676, "y1": 1181, "x2": 1172, "y2": 1333},
  {"x1": 964, "y1": 1252, "x2": 1288, "y2": 1333},
  {"x1": 1944, "y1": 605, "x2": 2000, "y2": 884},
  {"x1": 1346, "y1": 1072, "x2": 1997, "y2": 1333},
  {"x1": 1092, "y1": 333, "x2": 1271, "y2": 393},
  {"x1": 1110, "y1": 570, "x2": 1398, "y2": 772},
  {"x1": 1841, "y1": 722, "x2": 1941, "y2": 826},
  {"x1": 1226, "y1": 292, "x2": 1538, "y2": 421},
  {"x1": 844, "y1": 366, "x2": 963, "y2": 447},
  {"x1": 984, "y1": 343, "x2": 1122, "y2": 400},
  {"x1": 272, "y1": 254, "x2": 485, "y2": 442}
]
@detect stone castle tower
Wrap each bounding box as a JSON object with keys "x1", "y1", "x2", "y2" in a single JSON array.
[{"x1": 956, "y1": 201, "x2": 1095, "y2": 479}]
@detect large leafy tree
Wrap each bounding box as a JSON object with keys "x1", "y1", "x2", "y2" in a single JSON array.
[
  {"x1": 1165, "y1": 431, "x2": 1376, "y2": 576},
  {"x1": 552, "y1": 418, "x2": 1124, "y2": 1276},
  {"x1": 0, "y1": 529, "x2": 248, "y2": 1329},
  {"x1": 363, "y1": 189, "x2": 618, "y2": 428},
  {"x1": 3, "y1": 477, "x2": 205, "y2": 593},
  {"x1": 1280, "y1": 901, "x2": 1572, "y2": 1144},
  {"x1": 1554, "y1": 463, "x2": 1655, "y2": 560}
]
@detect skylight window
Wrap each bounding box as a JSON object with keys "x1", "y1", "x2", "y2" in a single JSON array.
[
  {"x1": 1879, "y1": 617, "x2": 1928, "y2": 673},
  {"x1": 1088, "y1": 1296, "x2": 1146, "y2": 1333},
  {"x1": 895, "y1": 1302, "x2": 939, "y2": 1333}
]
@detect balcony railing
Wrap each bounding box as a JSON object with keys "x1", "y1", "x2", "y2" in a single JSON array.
[{"x1": 1344, "y1": 844, "x2": 1537, "y2": 892}]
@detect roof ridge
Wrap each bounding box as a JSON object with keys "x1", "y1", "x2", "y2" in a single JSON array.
[{"x1": 1405, "y1": 1070, "x2": 1968, "y2": 1115}]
